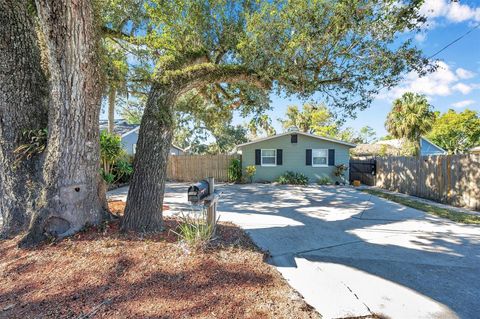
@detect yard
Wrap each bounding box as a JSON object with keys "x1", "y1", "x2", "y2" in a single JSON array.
[
  {"x1": 130, "y1": 182, "x2": 479, "y2": 319},
  {"x1": 0, "y1": 201, "x2": 318, "y2": 319}
]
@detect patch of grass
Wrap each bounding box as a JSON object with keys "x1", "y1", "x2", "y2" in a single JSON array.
[
  {"x1": 171, "y1": 209, "x2": 217, "y2": 250},
  {"x1": 359, "y1": 189, "x2": 480, "y2": 225}
]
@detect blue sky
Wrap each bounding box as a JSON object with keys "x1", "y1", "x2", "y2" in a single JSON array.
[{"x1": 231, "y1": 0, "x2": 480, "y2": 139}]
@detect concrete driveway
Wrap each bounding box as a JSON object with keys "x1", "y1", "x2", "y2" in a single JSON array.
[{"x1": 109, "y1": 183, "x2": 480, "y2": 319}]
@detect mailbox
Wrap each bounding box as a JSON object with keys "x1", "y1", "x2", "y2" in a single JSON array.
[{"x1": 187, "y1": 180, "x2": 210, "y2": 203}]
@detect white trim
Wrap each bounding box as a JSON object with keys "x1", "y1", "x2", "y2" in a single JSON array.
[
  {"x1": 121, "y1": 126, "x2": 140, "y2": 138},
  {"x1": 237, "y1": 131, "x2": 356, "y2": 148},
  {"x1": 312, "y1": 149, "x2": 329, "y2": 167},
  {"x1": 261, "y1": 149, "x2": 277, "y2": 166}
]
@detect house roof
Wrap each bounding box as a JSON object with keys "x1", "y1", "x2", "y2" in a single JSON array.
[
  {"x1": 470, "y1": 146, "x2": 480, "y2": 152},
  {"x1": 99, "y1": 120, "x2": 186, "y2": 152},
  {"x1": 99, "y1": 119, "x2": 139, "y2": 136},
  {"x1": 237, "y1": 131, "x2": 356, "y2": 148}
]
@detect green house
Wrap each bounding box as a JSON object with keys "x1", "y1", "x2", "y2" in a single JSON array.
[{"x1": 237, "y1": 131, "x2": 355, "y2": 183}]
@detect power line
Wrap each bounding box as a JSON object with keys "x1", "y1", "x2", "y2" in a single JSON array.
[{"x1": 428, "y1": 22, "x2": 480, "y2": 59}]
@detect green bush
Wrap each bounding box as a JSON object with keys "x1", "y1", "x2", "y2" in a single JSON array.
[
  {"x1": 317, "y1": 176, "x2": 332, "y2": 185},
  {"x1": 227, "y1": 158, "x2": 242, "y2": 183},
  {"x1": 172, "y1": 209, "x2": 216, "y2": 250},
  {"x1": 276, "y1": 171, "x2": 309, "y2": 185},
  {"x1": 99, "y1": 130, "x2": 124, "y2": 184},
  {"x1": 111, "y1": 159, "x2": 133, "y2": 184},
  {"x1": 244, "y1": 165, "x2": 256, "y2": 183}
]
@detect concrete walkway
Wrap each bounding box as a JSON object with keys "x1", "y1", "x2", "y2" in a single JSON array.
[{"x1": 108, "y1": 184, "x2": 480, "y2": 319}]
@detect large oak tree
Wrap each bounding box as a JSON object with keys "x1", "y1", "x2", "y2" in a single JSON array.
[
  {"x1": 102, "y1": 0, "x2": 433, "y2": 232},
  {"x1": 0, "y1": 1, "x2": 49, "y2": 238}
]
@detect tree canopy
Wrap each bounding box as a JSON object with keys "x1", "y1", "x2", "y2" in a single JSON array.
[
  {"x1": 427, "y1": 109, "x2": 480, "y2": 154},
  {"x1": 385, "y1": 92, "x2": 435, "y2": 155},
  {"x1": 278, "y1": 103, "x2": 377, "y2": 143}
]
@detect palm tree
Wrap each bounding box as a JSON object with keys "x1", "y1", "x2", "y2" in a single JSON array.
[{"x1": 385, "y1": 92, "x2": 436, "y2": 156}]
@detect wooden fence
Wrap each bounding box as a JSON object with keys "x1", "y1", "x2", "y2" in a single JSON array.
[
  {"x1": 167, "y1": 154, "x2": 239, "y2": 182},
  {"x1": 375, "y1": 154, "x2": 480, "y2": 210}
]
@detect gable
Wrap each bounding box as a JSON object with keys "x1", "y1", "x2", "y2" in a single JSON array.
[{"x1": 420, "y1": 138, "x2": 446, "y2": 155}]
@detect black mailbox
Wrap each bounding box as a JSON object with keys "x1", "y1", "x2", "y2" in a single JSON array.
[{"x1": 188, "y1": 180, "x2": 210, "y2": 203}]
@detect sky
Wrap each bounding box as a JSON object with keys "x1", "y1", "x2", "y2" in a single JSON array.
[{"x1": 232, "y1": 0, "x2": 480, "y2": 139}]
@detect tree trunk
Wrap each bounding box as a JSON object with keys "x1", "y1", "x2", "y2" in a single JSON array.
[
  {"x1": 20, "y1": 0, "x2": 106, "y2": 246},
  {"x1": 0, "y1": 1, "x2": 49, "y2": 238},
  {"x1": 121, "y1": 84, "x2": 176, "y2": 232},
  {"x1": 108, "y1": 86, "x2": 116, "y2": 133}
]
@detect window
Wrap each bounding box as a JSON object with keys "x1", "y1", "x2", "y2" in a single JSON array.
[
  {"x1": 312, "y1": 149, "x2": 328, "y2": 167},
  {"x1": 261, "y1": 149, "x2": 276, "y2": 166},
  {"x1": 132, "y1": 143, "x2": 137, "y2": 154},
  {"x1": 291, "y1": 134, "x2": 298, "y2": 143}
]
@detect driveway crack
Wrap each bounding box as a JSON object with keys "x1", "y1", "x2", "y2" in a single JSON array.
[{"x1": 339, "y1": 281, "x2": 374, "y2": 316}]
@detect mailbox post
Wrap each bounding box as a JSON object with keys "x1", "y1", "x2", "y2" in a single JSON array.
[{"x1": 187, "y1": 177, "x2": 220, "y2": 233}]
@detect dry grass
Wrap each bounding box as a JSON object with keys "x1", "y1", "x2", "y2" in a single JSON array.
[
  {"x1": 0, "y1": 201, "x2": 319, "y2": 319},
  {"x1": 359, "y1": 189, "x2": 480, "y2": 225}
]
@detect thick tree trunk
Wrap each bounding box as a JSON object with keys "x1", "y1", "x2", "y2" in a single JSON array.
[
  {"x1": 121, "y1": 84, "x2": 176, "y2": 232},
  {"x1": 0, "y1": 1, "x2": 49, "y2": 238},
  {"x1": 20, "y1": 0, "x2": 106, "y2": 246},
  {"x1": 108, "y1": 86, "x2": 116, "y2": 133}
]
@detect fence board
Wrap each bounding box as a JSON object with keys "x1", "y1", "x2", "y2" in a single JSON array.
[
  {"x1": 375, "y1": 154, "x2": 480, "y2": 210},
  {"x1": 166, "y1": 154, "x2": 239, "y2": 182}
]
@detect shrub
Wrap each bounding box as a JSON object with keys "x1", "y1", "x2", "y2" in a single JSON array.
[
  {"x1": 317, "y1": 176, "x2": 332, "y2": 185},
  {"x1": 276, "y1": 171, "x2": 309, "y2": 185},
  {"x1": 111, "y1": 159, "x2": 134, "y2": 184},
  {"x1": 172, "y1": 209, "x2": 216, "y2": 250},
  {"x1": 99, "y1": 130, "x2": 124, "y2": 184},
  {"x1": 227, "y1": 158, "x2": 242, "y2": 183},
  {"x1": 334, "y1": 164, "x2": 348, "y2": 177},
  {"x1": 244, "y1": 165, "x2": 256, "y2": 183}
]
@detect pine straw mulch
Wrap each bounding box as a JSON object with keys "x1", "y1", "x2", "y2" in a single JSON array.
[{"x1": 0, "y1": 201, "x2": 319, "y2": 319}]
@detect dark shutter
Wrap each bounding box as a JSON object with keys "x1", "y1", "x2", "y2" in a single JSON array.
[
  {"x1": 255, "y1": 149, "x2": 261, "y2": 165},
  {"x1": 277, "y1": 149, "x2": 283, "y2": 165},
  {"x1": 306, "y1": 149, "x2": 312, "y2": 166},
  {"x1": 291, "y1": 134, "x2": 298, "y2": 143},
  {"x1": 328, "y1": 149, "x2": 335, "y2": 166}
]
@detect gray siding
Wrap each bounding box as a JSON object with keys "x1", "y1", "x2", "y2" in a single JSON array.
[
  {"x1": 121, "y1": 130, "x2": 184, "y2": 156},
  {"x1": 121, "y1": 131, "x2": 138, "y2": 155},
  {"x1": 240, "y1": 133, "x2": 352, "y2": 183},
  {"x1": 420, "y1": 138, "x2": 445, "y2": 156}
]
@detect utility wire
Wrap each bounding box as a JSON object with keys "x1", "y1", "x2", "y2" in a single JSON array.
[{"x1": 428, "y1": 23, "x2": 480, "y2": 59}]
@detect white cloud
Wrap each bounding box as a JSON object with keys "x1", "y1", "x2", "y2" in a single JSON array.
[
  {"x1": 415, "y1": 33, "x2": 427, "y2": 42},
  {"x1": 380, "y1": 62, "x2": 477, "y2": 100},
  {"x1": 419, "y1": 0, "x2": 480, "y2": 24},
  {"x1": 452, "y1": 83, "x2": 472, "y2": 94},
  {"x1": 452, "y1": 100, "x2": 475, "y2": 108},
  {"x1": 456, "y1": 68, "x2": 476, "y2": 79}
]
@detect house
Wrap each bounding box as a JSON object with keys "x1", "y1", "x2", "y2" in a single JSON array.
[
  {"x1": 99, "y1": 120, "x2": 185, "y2": 156},
  {"x1": 237, "y1": 130, "x2": 356, "y2": 183},
  {"x1": 375, "y1": 137, "x2": 446, "y2": 156},
  {"x1": 471, "y1": 146, "x2": 480, "y2": 154}
]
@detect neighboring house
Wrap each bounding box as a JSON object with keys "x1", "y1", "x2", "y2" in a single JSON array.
[
  {"x1": 99, "y1": 120, "x2": 185, "y2": 156},
  {"x1": 237, "y1": 130, "x2": 355, "y2": 183},
  {"x1": 373, "y1": 137, "x2": 446, "y2": 156},
  {"x1": 471, "y1": 146, "x2": 480, "y2": 154}
]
